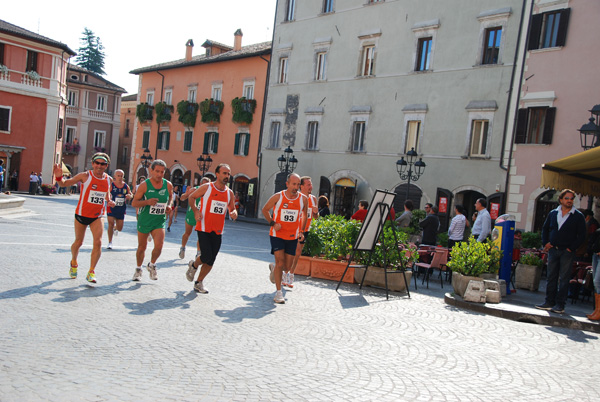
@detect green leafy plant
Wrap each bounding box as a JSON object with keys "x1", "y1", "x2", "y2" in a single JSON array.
[
  {"x1": 231, "y1": 97, "x2": 257, "y2": 124},
  {"x1": 357, "y1": 224, "x2": 418, "y2": 270},
  {"x1": 305, "y1": 215, "x2": 361, "y2": 260},
  {"x1": 154, "y1": 101, "x2": 173, "y2": 124},
  {"x1": 199, "y1": 98, "x2": 224, "y2": 123},
  {"x1": 521, "y1": 231, "x2": 542, "y2": 249},
  {"x1": 447, "y1": 237, "x2": 501, "y2": 276},
  {"x1": 136, "y1": 103, "x2": 153, "y2": 123},
  {"x1": 176, "y1": 100, "x2": 199, "y2": 127},
  {"x1": 519, "y1": 251, "x2": 543, "y2": 267}
]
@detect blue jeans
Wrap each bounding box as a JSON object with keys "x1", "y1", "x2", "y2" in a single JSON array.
[
  {"x1": 544, "y1": 248, "x2": 575, "y2": 308},
  {"x1": 592, "y1": 253, "x2": 600, "y2": 293}
]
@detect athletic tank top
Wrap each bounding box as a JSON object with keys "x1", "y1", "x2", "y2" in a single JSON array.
[
  {"x1": 76, "y1": 172, "x2": 111, "y2": 218},
  {"x1": 107, "y1": 182, "x2": 130, "y2": 214},
  {"x1": 138, "y1": 179, "x2": 170, "y2": 228},
  {"x1": 304, "y1": 194, "x2": 318, "y2": 231},
  {"x1": 270, "y1": 190, "x2": 304, "y2": 240},
  {"x1": 195, "y1": 183, "x2": 231, "y2": 235}
]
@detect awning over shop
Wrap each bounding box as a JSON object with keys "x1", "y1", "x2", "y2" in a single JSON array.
[
  {"x1": 335, "y1": 178, "x2": 355, "y2": 187},
  {"x1": 61, "y1": 162, "x2": 71, "y2": 175},
  {"x1": 541, "y1": 146, "x2": 600, "y2": 197}
]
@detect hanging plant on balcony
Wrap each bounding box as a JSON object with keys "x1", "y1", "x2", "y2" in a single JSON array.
[
  {"x1": 63, "y1": 142, "x2": 81, "y2": 155},
  {"x1": 0, "y1": 64, "x2": 8, "y2": 74},
  {"x1": 176, "y1": 100, "x2": 199, "y2": 127},
  {"x1": 231, "y1": 97, "x2": 257, "y2": 124},
  {"x1": 136, "y1": 103, "x2": 154, "y2": 123},
  {"x1": 26, "y1": 70, "x2": 41, "y2": 81},
  {"x1": 155, "y1": 101, "x2": 173, "y2": 124},
  {"x1": 199, "y1": 98, "x2": 224, "y2": 123}
]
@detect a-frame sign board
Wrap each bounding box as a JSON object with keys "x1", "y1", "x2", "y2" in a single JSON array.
[{"x1": 335, "y1": 189, "x2": 411, "y2": 300}]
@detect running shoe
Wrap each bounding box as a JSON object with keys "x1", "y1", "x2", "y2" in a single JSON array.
[
  {"x1": 147, "y1": 262, "x2": 158, "y2": 280},
  {"x1": 113, "y1": 230, "x2": 119, "y2": 237},
  {"x1": 288, "y1": 273, "x2": 295, "y2": 288},
  {"x1": 69, "y1": 263, "x2": 78, "y2": 279},
  {"x1": 179, "y1": 247, "x2": 186, "y2": 259},
  {"x1": 274, "y1": 290, "x2": 285, "y2": 304},
  {"x1": 269, "y1": 263, "x2": 275, "y2": 284},
  {"x1": 107, "y1": 243, "x2": 113, "y2": 250},
  {"x1": 132, "y1": 267, "x2": 143, "y2": 281},
  {"x1": 282, "y1": 272, "x2": 289, "y2": 287},
  {"x1": 186, "y1": 260, "x2": 197, "y2": 282},
  {"x1": 167, "y1": 227, "x2": 171, "y2": 232},
  {"x1": 86, "y1": 271, "x2": 97, "y2": 283},
  {"x1": 194, "y1": 280, "x2": 208, "y2": 294}
]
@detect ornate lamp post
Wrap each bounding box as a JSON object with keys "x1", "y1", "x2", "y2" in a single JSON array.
[
  {"x1": 396, "y1": 147, "x2": 426, "y2": 200},
  {"x1": 578, "y1": 104, "x2": 600, "y2": 151},
  {"x1": 277, "y1": 146, "x2": 298, "y2": 175},
  {"x1": 196, "y1": 152, "x2": 213, "y2": 177},
  {"x1": 140, "y1": 148, "x2": 153, "y2": 168}
]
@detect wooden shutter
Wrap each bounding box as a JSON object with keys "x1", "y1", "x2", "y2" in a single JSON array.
[
  {"x1": 244, "y1": 134, "x2": 250, "y2": 156},
  {"x1": 0, "y1": 108, "x2": 9, "y2": 131},
  {"x1": 542, "y1": 107, "x2": 556, "y2": 145},
  {"x1": 213, "y1": 133, "x2": 219, "y2": 153},
  {"x1": 528, "y1": 14, "x2": 543, "y2": 50},
  {"x1": 556, "y1": 8, "x2": 571, "y2": 47},
  {"x1": 165, "y1": 132, "x2": 170, "y2": 150},
  {"x1": 234, "y1": 133, "x2": 240, "y2": 155},
  {"x1": 515, "y1": 109, "x2": 528, "y2": 144},
  {"x1": 203, "y1": 132, "x2": 209, "y2": 153}
]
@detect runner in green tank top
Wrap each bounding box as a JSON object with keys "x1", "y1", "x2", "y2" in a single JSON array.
[{"x1": 131, "y1": 160, "x2": 173, "y2": 282}]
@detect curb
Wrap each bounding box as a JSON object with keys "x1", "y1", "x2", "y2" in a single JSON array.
[{"x1": 444, "y1": 292, "x2": 600, "y2": 334}]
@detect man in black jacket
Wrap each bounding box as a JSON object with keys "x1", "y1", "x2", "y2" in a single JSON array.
[
  {"x1": 536, "y1": 189, "x2": 586, "y2": 314},
  {"x1": 419, "y1": 203, "x2": 440, "y2": 246}
]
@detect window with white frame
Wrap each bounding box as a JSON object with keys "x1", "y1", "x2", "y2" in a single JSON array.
[
  {"x1": 269, "y1": 121, "x2": 281, "y2": 148},
  {"x1": 234, "y1": 132, "x2": 250, "y2": 156},
  {"x1": 68, "y1": 90, "x2": 78, "y2": 107},
  {"x1": 183, "y1": 130, "x2": 193, "y2": 151},
  {"x1": 465, "y1": 102, "x2": 495, "y2": 158},
  {"x1": 285, "y1": 0, "x2": 296, "y2": 21},
  {"x1": 412, "y1": 19, "x2": 439, "y2": 72},
  {"x1": 97, "y1": 95, "x2": 107, "y2": 111},
  {"x1": 243, "y1": 82, "x2": 255, "y2": 99},
  {"x1": 0, "y1": 106, "x2": 12, "y2": 132},
  {"x1": 351, "y1": 121, "x2": 366, "y2": 152},
  {"x1": 188, "y1": 87, "x2": 197, "y2": 102},
  {"x1": 360, "y1": 45, "x2": 375, "y2": 76},
  {"x1": 65, "y1": 126, "x2": 76, "y2": 143},
  {"x1": 306, "y1": 121, "x2": 319, "y2": 150},
  {"x1": 279, "y1": 57, "x2": 288, "y2": 84},
  {"x1": 212, "y1": 84, "x2": 222, "y2": 101},
  {"x1": 94, "y1": 130, "x2": 106, "y2": 149},
  {"x1": 146, "y1": 91, "x2": 154, "y2": 106},
  {"x1": 203, "y1": 132, "x2": 219, "y2": 154},
  {"x1": 405, "y1": 121, "x2": 421, "y2": 154},
  {"x1": 164, "y1": 89, "x2": 172, "y2": 105},
  {"x1": 157, "y1": 131, "x2": 170, "y2": 150},
  {"x1": 315, "y1": 52, "x2": 327, "y2": 81},
  {"x1": 470, "y1": 120, "x2": 489, "y2": 157},
  {"x1": 323, "y1": 0, "x2": 333, "y2": 13}
]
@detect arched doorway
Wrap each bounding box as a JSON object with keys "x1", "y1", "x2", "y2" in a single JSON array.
[
  {"x1": 534, "y1": 190, "x2": 558, "y2": 232},
  {"x1": 171, "y1": 168, "x2": 183, "y2": 189},
  {"x1": 393, "y1": 183, "x2": 423, "y2": 213},
  {"x1": 233, "y1": 175, "x2": 252, "y2": 216},
  {"x1": 455, "y1": 190, "x2": 486, "y2": 224},
  {"x1": 333, "y1": 178, "x2": 356, "y2": 219}
]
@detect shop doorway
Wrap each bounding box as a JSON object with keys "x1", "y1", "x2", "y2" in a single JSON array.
[
  {"x1": 455, "y1": 190, "x2": 486, "y2": 225},
  {"x1": 533, "y1": 190, "x2": 558, "y2": 232},
  {"x1": 333, "y1": 178, "x2": 356, "y2": 219},
  {"x1": 233, "y1": 175, "x2": 253, "y2": 216}
]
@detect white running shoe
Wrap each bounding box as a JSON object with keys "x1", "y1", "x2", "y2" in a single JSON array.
[
  {"x1": 186, "y1": 260, "x2": 197, "y2": 282},
  {"x1": 274, "y1": 290, "x2": 285, "y2": 304},
  {"x1": 132, "y1": 268, "x2": 143, "y2": 281},
  {"x1": 113, "y1": 230, "x2": 118, "y2": 237},
  {"x1": 269, "y1": 263, "x2": 275, "y2": 284},
  {"x1": 288, "y1": 273, "x2": 294, "y2": 288},
  {"x1": 179, "y1": 247, "x2": 186, "y2": 259},
  {"x1": 194, "y1": 280, "x2": 208, "y2": 294},
  {"x1": 282, "y1": 271, "x2": 289, "y2": 287},
  {"x1": 107, "y1": 243, "x2": 113, "y2": 250},
  {"x1": 147, "y1": 262, "x2": 158, "y2": 280}
]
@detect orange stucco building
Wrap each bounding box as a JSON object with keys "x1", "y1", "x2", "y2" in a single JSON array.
[{"x1": 130, "y1": 30, "x2": 270, "y2": 217}]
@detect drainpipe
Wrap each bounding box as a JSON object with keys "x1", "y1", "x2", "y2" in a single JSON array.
[
  {"x1": 155, "y1": 71, "x2": 165, "y2": 160},
  {"x1": 500, "y1": 0, "x2": 533, "y2": 213}
]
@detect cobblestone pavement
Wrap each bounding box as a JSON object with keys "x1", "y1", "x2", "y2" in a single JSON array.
[{"x1": 1, "y1": 195, "x2": 599, "y2": 401}]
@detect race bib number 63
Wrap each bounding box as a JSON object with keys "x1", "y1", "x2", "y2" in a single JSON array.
[{"x1": 210, "y1": 200, "x2": 227, "y2": 215}]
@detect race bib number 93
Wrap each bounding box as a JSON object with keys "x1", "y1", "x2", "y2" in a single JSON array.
[{"x1": 281, "y1": 209, "x2": 299, "y2": 222}]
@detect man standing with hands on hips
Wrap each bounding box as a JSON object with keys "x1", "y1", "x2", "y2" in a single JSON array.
[
  {"x1": 536, "y1": 189, "x2": 586, "y2": 314},
  {"x1": 262, "y1": 173, "x2": 308, "y2": 304}
]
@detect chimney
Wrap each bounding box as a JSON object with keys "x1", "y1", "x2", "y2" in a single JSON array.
[
  {"x1": 234, "y1": 29, "x2": 243, "y2": 51},
  {"x1": 185, "y1": 39, "x2": 194, "y2": 61}
]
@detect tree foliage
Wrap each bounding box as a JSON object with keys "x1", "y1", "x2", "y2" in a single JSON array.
[{"x1": 75, "y1": 28, "x2": 106, "y2": 75}]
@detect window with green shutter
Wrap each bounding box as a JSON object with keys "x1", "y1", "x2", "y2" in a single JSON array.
[
  {"x1": 203, "y1": 132, "x2": 219, "y2": 154},
  {"x1": 183, "y1": 131, "x2": 193, "y2": 151}
]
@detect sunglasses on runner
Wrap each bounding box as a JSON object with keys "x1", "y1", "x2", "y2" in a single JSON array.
[{"x1": 94, "y1": 161, "x2": 108, "y2": 166}]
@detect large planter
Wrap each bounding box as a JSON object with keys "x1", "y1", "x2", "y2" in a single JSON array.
[
  {"x1": 452, "y1": 272, "x2": 484, "y2": 298},
  {"x1": 354, "y1": 267, "x2": 412, "y2": 292},
  {"x1": 310, "y1": 258, "x2": 355, "y2": 283},
  {"x1": 515, "y1": 263, "x2": 542, "y2": 291},
  {"x1": 294, "y1": 256, "x2": 312, "y2": 276}
]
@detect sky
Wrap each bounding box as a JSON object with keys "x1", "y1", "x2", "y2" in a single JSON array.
[{"x1": 3, "y1": 0, "x2": 278, "y2": 95}]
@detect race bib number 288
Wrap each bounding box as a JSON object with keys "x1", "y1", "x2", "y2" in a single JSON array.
[{"x1": 149, "y1": 202, "x2": 167, "y2": 215}]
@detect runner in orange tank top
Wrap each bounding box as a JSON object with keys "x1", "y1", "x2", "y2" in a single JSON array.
[
  {"x1": 53, "y1": 153, "x2": 115, "y2": 284},
  {"x1": 185, "y1": 164, "x2": 238, "y2": 294},
  {"x1": 262, "y1": 173, "x2": 308, "y2": 304}
]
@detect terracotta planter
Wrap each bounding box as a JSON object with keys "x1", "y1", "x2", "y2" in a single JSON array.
[
  {"x1": 310, "y1": 258, "x2": 355, "y2": 283},
  {"x1": 294, "y1": 255, "x2": 312, "y2": 276},
  {"x1": 452, "y1": 272, "x2": 484, "y2": 298},
  {"x1": 354, "y1": 267, "x2": 412, "y2": 292},
  {"x1": 515, "y1": 263, "x2": 542, "y2": 291}
]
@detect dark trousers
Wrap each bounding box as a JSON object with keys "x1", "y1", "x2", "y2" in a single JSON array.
[{"x1": 545, "y1": 248, "x2": 575, "y2": 309}]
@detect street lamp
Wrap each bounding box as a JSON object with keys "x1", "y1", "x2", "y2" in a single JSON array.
[
  {"x1": 578, "y1": 104, "x2": 600, "y2": 150},
  {"x1": 140, "y1": 148, "x2": 153, "y2": 168},
  {"x1": 277, "y1": 146, "x2": 298, "y2": 174},
  {"x1": 396, "y1": 147, "x2": 426, "y2": 200},
  {"x1": 196, "y1": 152, "x2": 213, "y2": 176}
]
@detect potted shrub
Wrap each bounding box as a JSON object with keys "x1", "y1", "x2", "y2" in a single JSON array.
[
  {"x1": 515, "y1": 251, "x2": 544, "y2": 291},
  {"x1": 40, "y1": 184, "x2": 55, "y2": 195},
  {"x1": 447, "y1": 238, "x2": 501, "y2": 297},
  {"x1": 521, "y1": 231, "x2": 542, "y2": 249}
]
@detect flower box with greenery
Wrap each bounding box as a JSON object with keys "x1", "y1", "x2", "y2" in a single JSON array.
[
  {"x1": 94, "y1": 146, "x2": 106, "y2": 153},
  {"x1": 447, "y1": 237, "x2": 502, "y2": 297},
  {"x1": 154, "y1": 101, "x2": 173, "y2": 124},
  {"x1": 26, "y1": 71, "x2": 41, "y2": 81},
  {"x1": 231, "y1": 97, "x2": 257, "y2": 124},
  {"x1": 515, "y1": 251, "x2": 544, "y2": 291},
  {"x1": 0, "y1": 64, "x2": 8, "y2": 75},
  {"x1": 62, "y1": 142, "x2": 81, "y2": 155},
  {"x1": 176, "y1": 100, "x2": 199, "y2": 127},
  {"x1": 199, "y1": 98, "x2": 224, "y2": 123},
  {"x1": 136, "y1": 103, "x2": 153, "y2": 123}
]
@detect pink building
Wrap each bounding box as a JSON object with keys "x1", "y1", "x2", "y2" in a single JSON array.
[{"x1": 507, "y1": 0, "x2": 600, "y2": 231}]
